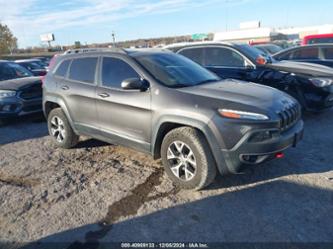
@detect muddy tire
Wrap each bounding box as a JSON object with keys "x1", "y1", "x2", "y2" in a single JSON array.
[
  {"x1": 161, "y1": 127, "x2": 217, "y2": 190},
  {"x1": 47, "y1": 108, "x2": 79, "y2": 149}
]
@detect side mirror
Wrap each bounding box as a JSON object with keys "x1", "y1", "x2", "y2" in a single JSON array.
[{"x1": 121, "y1": 78, "x2": 149, "y2": 91}]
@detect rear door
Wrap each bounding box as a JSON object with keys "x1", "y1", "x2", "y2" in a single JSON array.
[
  {"x1": 95, "y1": 55, "x2": 151, "y2": 151},
  {"x1": 59, "y1": 56, "x2": 99, "y2": 135},
  {"x1": 321, "y1": 46, "x2": 333, "y2": 68}
]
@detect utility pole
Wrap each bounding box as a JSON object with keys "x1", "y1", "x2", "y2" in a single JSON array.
[{"x1": 112, "y1": 31, "x2": 116, "y2": 47}]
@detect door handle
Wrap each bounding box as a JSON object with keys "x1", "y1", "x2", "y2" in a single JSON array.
[
  {"x1": 61, "y1": 85, "x2": 69, "y2": 90},
  {"x1": 98, "y1": 93, "x2": 110, "y2": 98}
]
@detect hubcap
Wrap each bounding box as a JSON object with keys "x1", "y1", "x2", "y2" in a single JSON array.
[
  {"x1": 167, "y1": 141, "x2": 197, "y2": 181},
  {"x1": 50, "y1": 116, "x2": 66, "y2": 143}
]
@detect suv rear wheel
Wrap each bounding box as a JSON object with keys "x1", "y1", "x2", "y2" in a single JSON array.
[
  {"x1": 47, "y1": 108, "x2": 79, "y2": 149},
  {"x1": 161, "y1": 127, "x2": 216, "y2": 190}
]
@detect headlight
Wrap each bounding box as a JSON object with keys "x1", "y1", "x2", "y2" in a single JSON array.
[
  {"x1": 0, "y1": 90, "x2": 16, "y2": 98},
  {"x1": 309, "y1": 78, "x2": 333, "y2": 87},
  {"x1": 219, "y1": 109, "x2": 269, "y2": 120}
]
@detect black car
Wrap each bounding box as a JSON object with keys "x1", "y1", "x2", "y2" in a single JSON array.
[
  {"x1": 273, "y1": 44, "x2": 333, "y2": 68},
  {"x1": 33, "y1": 57, "x2": 52, "y2": 66},
  {"x1": 165, "y1": 42, "x2": 333, "y2": 111},
  {"x1": 0, "y1": 60, "x2": 43, "y2": 124},
  {"x1": 253, "y1": 43, "x2": 283, "y2": 55},
  {"x1": 15, "y1": 59, "x2": 48, "y2": 76}
]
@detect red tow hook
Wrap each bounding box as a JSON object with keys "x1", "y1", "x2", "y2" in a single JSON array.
[{"x1": 275, "y1": 152, "x2": 284, "y2": 159}]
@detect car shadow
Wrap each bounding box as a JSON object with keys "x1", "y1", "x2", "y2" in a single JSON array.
[
  {"x1": 0, "y1": 113, "x2": 48, "y2": 145},
  {"x1": 19, "y1": 180, "x2": 333, "y2": 249},
  {"x1": 74, "y1": 139, "x2": 109, "y2": 149}
]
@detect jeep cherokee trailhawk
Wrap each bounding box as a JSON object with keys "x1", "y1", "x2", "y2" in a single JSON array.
[{"x1": 43, "y1": 48, "x2": 304, "y2": 190}]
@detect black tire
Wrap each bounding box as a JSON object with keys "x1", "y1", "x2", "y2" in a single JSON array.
[
  {"x1": 161, "y1": 127, "x2": 217, "y2": 190},
  {"x1": 47, "y1": 108, "x2": 79, "y2": 149}
]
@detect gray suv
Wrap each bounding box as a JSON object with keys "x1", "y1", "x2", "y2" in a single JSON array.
[{"x1": 43, "y1": 48, "x2": 304, "y2": 190}]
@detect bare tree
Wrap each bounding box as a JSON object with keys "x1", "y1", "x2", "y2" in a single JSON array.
[{"x1": 0, "y1": 23, "x2": 18, "y2": 54}]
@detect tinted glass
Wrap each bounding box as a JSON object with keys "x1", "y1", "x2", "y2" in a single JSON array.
[
  {"x1": 292, "y1": 48, "x2": 319, "y2": 59},
  {"x1": 134, "y1": 53, "x2": 220, "y2": 88},
  {"x1": 204, "y1": 47, "x2": 245, "y2": 67},
  {"x1": 102, "y1": 57, "x2": 139, "y2": 88},
  {"x1": 323, "y1": 47, "x2": 333, "y2": 59},
  {"x1": 277, "y1": 51, "x2": 293, "y2": 60},
  {"x1": 0, "y1": 62, "x2": 33, "y2": 81},
  {"x1": 308, "y1": 37, "x2": 333, "y2": 44},
  {"x1": 178, "y1": 48, "x2": 204, "y2": 64},
  {"x1": 55, "y1": 60, "x2": 70, "y2": 77},
  {"x1": 69, "y1": 57, "x2": 97, "y2": 84}
]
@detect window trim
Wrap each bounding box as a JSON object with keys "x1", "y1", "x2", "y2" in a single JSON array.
[
  {"x1": 177, "y1": 45, "x2": 255, "y2": 69},
  {"x1": 66, "y1": 56, "x2": 99, "y2": 86},
  {"x1": 98, "y1": 55, "x2": 144, "y2": 91}
]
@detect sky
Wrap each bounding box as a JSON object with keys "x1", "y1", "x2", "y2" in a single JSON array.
[{"x1": 0, "y1": 0, "x2": 333, "y2": 48}]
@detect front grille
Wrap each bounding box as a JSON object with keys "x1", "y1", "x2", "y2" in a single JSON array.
[
  {"x1": 19, "y1": 84, "x2": 42, "y2": 100},
  {"x1": 278, "y1": 103, "x2": 301, "y2": 131}
]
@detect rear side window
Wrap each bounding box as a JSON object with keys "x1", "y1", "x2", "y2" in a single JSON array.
[
  {"x1": 55, "y1": 60, "x2": 70, "y2": 77},
  {"x1": 308, "y1": 37, "x2": 333, "y2": 44},
  {"x1": 178, "y1": 48, "x2": 204, "y2": 65},
  {"x1": 204, "y1": 47, "x2": 245, "y2": 67},
  {"x1": 101, "y1": 57, "x2": 139, "y2": 89},
  {"x1": 69, "y1": 57, "x2": 97, "y2": 84},
  {"x1": 292, "y1": 48, "x2": 319, "y2": 59},
  {"x1": 323, "y1": 47, "x2": 333, "y2": 59}
]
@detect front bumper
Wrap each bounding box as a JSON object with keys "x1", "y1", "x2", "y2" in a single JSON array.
[
  {"x1": 304, "y1": 85, "x2": 333, "y2": 111},
  {"x1": 0, "y1": 97, "x2": 42, "y2": 119},
  {"x1": 205, "y1": 118, "x2": 304, "y2": 175},
  {"x1": 219, "y1": 120, "x2": 304, "y2": 174}
]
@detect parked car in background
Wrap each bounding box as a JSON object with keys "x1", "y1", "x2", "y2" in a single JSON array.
[
  {"x1": 302, "y1": 33, "x2": 333, "y2": 45},
  {"x1": 33, "y1": 56, "x2": 52, "y2": 66},
  {"x1": 0, "y1": 60, "x2": 43, "y2": 125},
  {"x1": 43, "y1": 48, "x2": 303, "y2": 190},
  {"x1": 273, "y1": 44, "x2": 333, "y2": 68},
  {"x1": 253, "y1": 43, "x2": 283, "y2": 55},
  {"x1": 15, "y1": 59, "x2": 48, "y2": 76},
  {"x1": 165, "y1": 42, "x2": 333, "y2": 112}
]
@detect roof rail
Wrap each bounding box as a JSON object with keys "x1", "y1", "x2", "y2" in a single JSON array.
[{"x1": 63, "y1": 47, "x2": 127, "y2": 55}]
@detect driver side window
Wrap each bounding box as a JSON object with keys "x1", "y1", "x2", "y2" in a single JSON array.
[
  {"x1": 101, "y1": 57, "x2": 140, "y2": 89},
  {"x1": 204, "y1": 47, "x2": 246, "y2": 67}
]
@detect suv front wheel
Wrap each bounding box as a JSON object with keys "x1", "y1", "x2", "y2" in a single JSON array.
[
  {"x1": 47, "y1": 108, "x2": 79, "y2": 149},
  {"x1": 161, "y1": 127, "x2": 217, "y2": 190}
]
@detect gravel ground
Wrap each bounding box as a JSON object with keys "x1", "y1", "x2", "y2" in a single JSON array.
[{"x1": 0, "y1": 111, "x2": 332, "y2": 248}]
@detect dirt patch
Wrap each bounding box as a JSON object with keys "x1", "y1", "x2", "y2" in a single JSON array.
[
  {"x1": 0, "y1": 174, "x2": 40, "y2": 188},
  {"x1": 104, "y1": 167, "x2": 179, "y2": 224}
]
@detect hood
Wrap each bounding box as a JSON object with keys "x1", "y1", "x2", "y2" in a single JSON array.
[
  {"x1": 266, "y1": 60, "x2": 333, "y2": 77},
  {"x1": 178, "y1": 79, "x2": 296, "y2": 114},
  {"x1": 0, "y1": 77, "x2": 42, "y2": 91}
]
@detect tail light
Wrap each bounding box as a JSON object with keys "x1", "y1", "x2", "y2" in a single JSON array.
[{"x1": 40, "y1": 75, "x2": 46, "y2": 86}]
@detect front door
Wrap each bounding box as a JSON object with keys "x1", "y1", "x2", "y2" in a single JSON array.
[{"x1": 95, "y1": 56, "x2": 151, "y2": 152}]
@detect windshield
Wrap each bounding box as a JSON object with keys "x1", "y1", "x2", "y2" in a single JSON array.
[
  {"x1": 0, "y1": 62, "x2": 33, "y2": 81},
  {"x1": 238, "y1": 44, "x2": 276, "y2": 64},
  {"x1": 265, "y1": 45, "x2": 282, "y2": 54},
  {"x1": 133, "y1": 53, "x2": 220, "y2": 88},
  {"x1": 22, "y1": 61, "x2": 45, "y2": 70}
]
